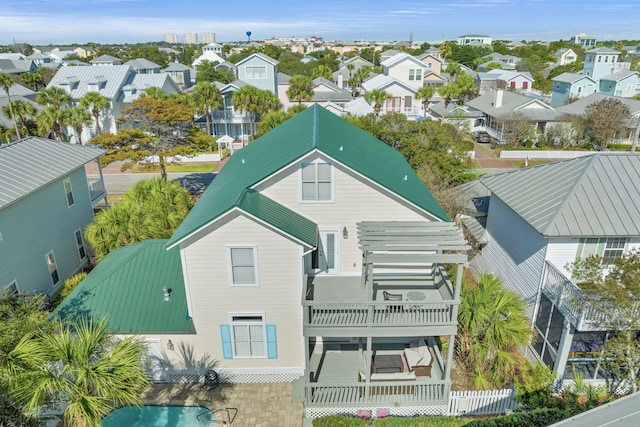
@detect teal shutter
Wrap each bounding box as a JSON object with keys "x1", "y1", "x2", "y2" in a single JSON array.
[
  {"x1": 220, "y1": 324, "x2": 233, "y2": 359},
  {"x1": 266, "y1": 324, "x2": 278, "y2": 359}
]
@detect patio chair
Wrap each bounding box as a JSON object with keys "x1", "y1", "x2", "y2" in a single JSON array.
[
  {"x1": 203, "y1": 369, "x2": 219, "y2": 391},
  {"x1": 383, "y1": 291, "x2": 403, "y2": 317}
]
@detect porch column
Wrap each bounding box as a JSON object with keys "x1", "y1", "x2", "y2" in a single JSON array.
[
  {"x1": 445, "y1": 333, "x2": 455, "y2": 380},
  {"x1": 553, "y1": 318, "x2": 575, "y2": 382},
  {"x1": 97, "y1": 157, "x2": 108, "y2": 207},
  {"x1": 303, "y1": 335, "x2": 310, "y2": 403}
]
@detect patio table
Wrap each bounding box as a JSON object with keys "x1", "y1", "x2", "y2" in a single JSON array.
[{"x1": 372, "y1": 354, "x2": 404, "y2": 373}]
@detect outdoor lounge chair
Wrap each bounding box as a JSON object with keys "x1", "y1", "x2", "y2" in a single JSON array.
[{"x1": 383, "y1": 291, "x2": 403, "y2": 316}]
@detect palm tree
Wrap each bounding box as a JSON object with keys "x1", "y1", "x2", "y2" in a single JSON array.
[
  {"x1": 192, "y1": 82, "x2": 222, "y2": 136},
  {"x1": 80, "y1": 92, "x2": 109, "y2": 135},
  {"x1": 415, "y1": 86, "x2": 436, "y2": 117},
  {"x1": 364, "y1": 89, "x2": 392, "y2": 119},
  {"x1": 438, "y1": 83, "x2": 458, "y2": 109},
  {"x1": 232, "y1": 86, "x2": 281, "y2": 137},
  {"x1": 35, "y1": 87, "x2": 71, "y2": 109},
  {"x1": 65, "y1": 106, "x2": 92, "y2": 144},
  {"x1": 4, "y1": 318, "x2": 149, "y2": 427},
  {"x1": 286, "y1": 75, "x2": 313, "y2": 105},
  {"x1": 456, "y1": 273, "x2": 531, "y2": 389},
  {"x1": 454, "y1": 73, "x2": 477, "y2": 104},
  {"x1": 310, "y1": 64, "x2": 333, "y2": 80},
  {"x1": 444, "y1": 62, "x2": 462, "y2": 80},
  {"x1": 140, "y1": 86, "x2": 167, "y2": 100},
  {"x1": 2, "y1": 100, "x2": 37, "y2": 137},
  {"x1": 0, "y1": 72, "x2": 21, "y2": 139},
  {"x1": 352, "y1": 67, "x2": 370, "y2": 96},
  {"x1": 36, "y1": 106, "x2": 67, "y2": 140},
  {"x1": 0, "y1": 123, "x2": 16, "y2": 144}
]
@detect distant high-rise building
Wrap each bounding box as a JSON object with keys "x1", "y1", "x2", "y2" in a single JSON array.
[
  {"x1": 202, "y1": 32, "x2": 216, "y2": 44},
  {"x1": 164, "y1": 33, "x2": 178, "y2": 43},
  {"x1": 184, "y1": 33, "x2": 198, "y2": 45}
]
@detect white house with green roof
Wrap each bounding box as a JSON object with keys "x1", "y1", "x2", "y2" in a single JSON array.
[
  {"x1": 0, "y1": 137, "x2": 106, "y2": 296},
  {"x1": 463, "y1": 153, "x2": 640, "y2": 383},
  {"x1": 57, "y1": 105, "x2": 468, "y2": 417}
]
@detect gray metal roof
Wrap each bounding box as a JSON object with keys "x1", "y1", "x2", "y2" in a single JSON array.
[
  {"x1": 0, "y1": 83, "x2": 36, "y2": 99},
  {"x1": 552, "y1": 72, "x2": 591, "y2": 84},
  {"x1": 467, "y1": 90, "x2": 563, "y2": 122},
  {"x1": 556, "y1": 93, "x2": 640, "y2": 116},
  {"x1": 47, "y1": 64, "x2": 134, "y2": 100},
  {"x1": 600, "y1": 70, "x2": 638, "y2": 82},
  {"x1": 163, "y1": 62, "x2": 190, "y2": 72},
  {"x1": 0, "y1": 137, "x2": 105, "y2": 210},
  {"x1": 550, "y1": 391, "x2": 640, "y2": 427},
  {"x1": 90, "y1": 54, "x2": 122, "y2": 64},
  {"x1": 124, "y1": 58, "x2": 161, "y2": 71},
  {"x1": 479, "y1": 153, "x2": 640, "y2": 237}
]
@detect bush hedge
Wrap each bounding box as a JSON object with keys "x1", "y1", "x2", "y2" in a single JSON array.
[{"x1": 463, "y1": 407, "x2": 577, "y2": 427}]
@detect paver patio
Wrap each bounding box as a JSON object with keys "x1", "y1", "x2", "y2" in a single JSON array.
[{"x1": 141, "y1": 382, "x2": 303, "y2": 427}]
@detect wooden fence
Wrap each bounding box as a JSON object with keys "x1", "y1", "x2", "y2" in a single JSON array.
[
  {"x1": 448, "y1": 389, "x2": 517, "y2": 416},
  {"x1": 499, "y1": 150, "x2": 592, "y2": 159}
]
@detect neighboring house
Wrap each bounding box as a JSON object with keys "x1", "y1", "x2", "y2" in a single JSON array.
[
  {"x1": 554, "y1": 48, "x2": 577, "y2": 66},
  {"x1": 570, "y1": 32, "x2": 597, "y2": 48},
  {"x1": 332, "y1": 56, "x2": 374, "y2": 90},
  {"x1": 26, "y1": 53, "x2": 54, "y2": 67},
  {"x1": 478, "y1": 53, "x2": 521, "y2": 71},
  {"x1": 0, "y1": 59, "x2": 37, "y2": 75},
  {"x1": 381, "y1": 52, "x2": 428, "y2": 91},
  {"x1": 457, "y1": 34, "x2": 492, "y2": 46},
  {"x1": 0, "y1": 96, "x2": 41, "y2": 137},
  {"x1": 235, "y1": 53, "x2": 279, "y2": 94},
  {"x1": 0, "y1": 53, "x2": 27, "y2": 61},
  {"x1": 47, "y1": 65, "x2": 180, "y2": 143},
  {"x1": 54, "y1": 105, "x2": 468, "y2": 417},
  {"x1": 278, "y1": 75, "x2": 352, "y2": 110},
  {"x1": 476, "y1": 69, "x2": 534, "y2": 94},
  {"x1": 361, "y1": 74, "x2": 418, "y2": 117},
  {"x1": 0, "y1": 137, "x2": 106, "y2": 296},
  {"x1": 192, "y1": 43, "x2": 226, "y2": 67},
  {"x1": 124, "y1": 58, "x2": 162, "y2": 74},
  {"x1": 582, "y1": 47, "x2": 621, "y2": 81},
  {"x1": 598, "y1": 70, "x2": 640, "y2": 98},
  {"x1": 550, "y1": 73, "x2": 598, "y2": 107},
  {"x1": 0, "y1": 82, "x2": 36, "y2": 100},
  {"x1": 429, "y1": 102, "x2": 483, "y2": 130},
  {"x1": 417, "y1": 52, "x2": 444, "y2": 77},
  {"x1": 90, "y1": 54, "x2": 123, "y2": 66},
  {"x1": 163, "y1": 62, "x2": 192, "y2": 89},
  {"x1": 463, "y1": 153, "x2": 640, "y2": 381},
  {"x1": 467, "y1": 89, "x2": 563, "y2": 141},
  {"x1": 555, "y1": 93, "x2": 640, "y2": 143},
  {"x1": 209, "y1": 80, "x2": 252, "y2": 140}
]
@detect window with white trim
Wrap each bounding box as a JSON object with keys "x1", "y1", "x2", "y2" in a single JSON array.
[
  {"x1": 577, "y1": 237, "x2": 627, "y2": 265},
  {"x1": 409, "y1": 69, "x2": 422, "y2": 81},
  {"x1": 228, "y1": 246, "x2": 259, "y2": 286},
  {"x1": 231, "y1": 315, "x2": 266, "y2": 357},
  {"x1": 75, "y1": 229, "x2": 86, "y2": 260},
  {"x1": 64, "y1": 178, "x2": 74, "y2": 207},
  {"x1": 46, "y1": 251, "x2": 60, "y2": 286},
  {"x1": 245, "y1": 65, "x2": 267, "y2": 79},
  {"x1": 301, "y1": 161, "x2": 333, "y2": 202},
  {"x1": 2, "y1": 281, "x2": 18, "y2": 296}
]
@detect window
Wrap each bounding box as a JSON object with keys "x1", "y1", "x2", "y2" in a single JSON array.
[
  {"x1": 230, "y1": 315, "x2": 266, "y2": 357},
  {"x1": 220, "y1": 316, "x2": 277, "y2": 359},
  {"x1": 409, "y1": 69, "x2": 422, "y2": 81},
  {"x1": 426, "y1": 62, "x2": 432, "y2": 68},
  {"x1": 228, "y1": 246, "x2": 258, "y2": 286},
  {"x1": 245, "y1": 65, "x2": 267, "y2": 79},
  {"x1": 46, "y1": 251, "x2": 60, "y2": 286},
  {"x1": 75, "y1": 229, "x2": 86, "y2": 260},
  {"x1": 577, "y1": 237, "x2": 627, "y2": 265},
  {"x1": 604, "y1": 56, "x2": 608, "y2": 63},
  {"x1": 2, "y1": 281, "x2": 18, "y2": 296},
  {"x1": 301, "y1": 161, "x2": 333, "y2": 202},
  {"x1": 522, "y1": 81, "x2": 529, "y2": 89},
  {"x1": 510, "y1": 81, "x2": 516, "y2": 89},
  {"x1": 64, "y1": 178, "x2": 74, "y2": 207}
]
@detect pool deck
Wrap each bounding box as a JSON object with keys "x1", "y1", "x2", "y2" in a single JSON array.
[{"x1": 142, "y1": 382, "x2": 303, "y2": 427}]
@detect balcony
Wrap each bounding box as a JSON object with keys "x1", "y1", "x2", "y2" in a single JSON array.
[
  {"x1": 541, "y1": 261, "x2": 611, "y2": 331},
  {"x1": 302, "y1": 221, "x2": 468, "y2": 337},
  {"x1": 87, "y1": 178, "x2": 106, "y2": 207},
  {"x1": 210, "y1": 109, "x2": 252, "y2": 123}
]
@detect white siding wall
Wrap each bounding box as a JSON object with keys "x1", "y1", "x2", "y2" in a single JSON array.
[
  {"x1": 481, "y1": 196, "x2": 547, "y2": 319},
  {"x1": 545, "y1": 238, "x2": 580, "y2": 277},
  {"x1": 388, "y1": 60, "x2": 424, "y2": 90},
  {"x1": 180, "y1": 212, "x2": 304, "y2": 370},
  {"x1": 627, "y1": 238, "x2": 640, "y2": 252},
  {"x1": 254, "y1": 153, "x2": 434, "y2": 274}
]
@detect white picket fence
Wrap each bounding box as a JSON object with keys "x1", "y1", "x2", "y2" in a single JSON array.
[
  {"x1": 499, "y1": 150, "x2": 593, "y2": 159},
  {"x1": 448, "y1": 389, "x2": 517, "y2": 416}
]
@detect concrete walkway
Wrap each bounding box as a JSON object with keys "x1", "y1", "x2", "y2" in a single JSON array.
[{"x1": 142, "y1": 382, "x2": 303, "y2": 427}]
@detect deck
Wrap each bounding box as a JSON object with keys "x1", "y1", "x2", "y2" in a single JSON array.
[
  {"x1": 303, "y1": 270, "x2": 459, "y2": 337},
  {"x1": 300, "y1": 342, "x2": 450, "y2": 407}
]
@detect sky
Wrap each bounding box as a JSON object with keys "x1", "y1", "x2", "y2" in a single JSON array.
[{"x1": 1, "y1": 0, "x2": 640, "y2": 46}]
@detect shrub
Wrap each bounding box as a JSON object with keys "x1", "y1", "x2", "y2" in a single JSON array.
[
  {"x1": 514, "y1": 360, "x2": 555, "y2": 410},
  {"x1": 457, "y1": 140, "x2": 475, "y2": 151},
  {"x1": 312, "y1": 415, "x2": 370, "y2": 426},
  {"x1": 51, "y1": 272, "x2": 87, "y2": 306},
  {"x1": 523, "y1": 139, "x2": 534, "y2": 148},
  {"x1": 536, "y1": 140, "x2": 546, "y2": 149},
  {"x1": 464, "y1": 407, "x2": 578, "y2": 427}
]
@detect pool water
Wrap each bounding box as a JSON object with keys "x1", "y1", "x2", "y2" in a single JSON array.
[{"x1": 102, "y1": 405, "x2": 214, "y2": 426}]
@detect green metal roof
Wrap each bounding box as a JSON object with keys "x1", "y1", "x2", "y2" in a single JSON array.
[
  {"x1": 52, "y1": 240, "x2": 193, "y2": 334},
  {"x1": 167, "y1": 105, "x2": 448, "y2": 248},
  {"x1": 237, "y1": 189, "x2": 317, "y2": 246}
]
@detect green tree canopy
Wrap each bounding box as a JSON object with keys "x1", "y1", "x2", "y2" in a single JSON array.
[
  {"x1": 80, "y1": 91, "x2": 109, "y2": 135},
  {"x1": 364, "y1": 89, "x2": 391, "y2": 119},
  {"x1": 0, "y1": 72, "x2": 21, "y2": 139},
  {"x1": 286, "y1": 75, "x2": 313, "y2": 104},
  {"x1": 584, "y1": 98, "x2": 631, "y2": 149}
]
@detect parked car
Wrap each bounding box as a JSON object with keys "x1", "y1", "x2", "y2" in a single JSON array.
[{"x1": 473, "y1": 131, "x2": 491, "y2": 143}]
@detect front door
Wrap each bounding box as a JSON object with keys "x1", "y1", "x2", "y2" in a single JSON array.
[{"x1": 311, "y1": 229, "x2": 340, "y2": 274}]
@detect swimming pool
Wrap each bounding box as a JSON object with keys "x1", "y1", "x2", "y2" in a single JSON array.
[{"x1": 102, "y1": 405, "x2": 215, "y2": 427}]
